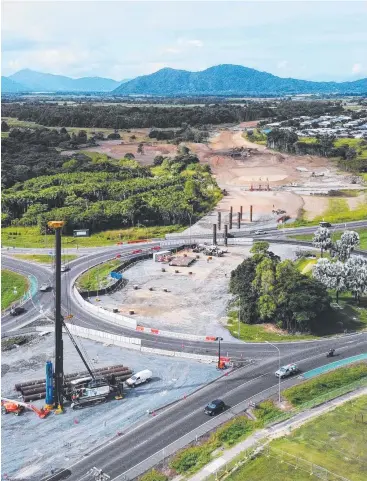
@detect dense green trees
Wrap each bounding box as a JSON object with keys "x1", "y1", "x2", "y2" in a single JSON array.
[
  {"x1": 1, "y1": 103, "x2": 266, "y2": 129},
  {"x1": 230, "y1": 242, "x2": 330, "y2": 333},
  {"x1": 2, "y1": 148, "x2": 222, "y2": 234},
  {"x1": 267, "y1": 129, "x2": 366, "y2": 172}
]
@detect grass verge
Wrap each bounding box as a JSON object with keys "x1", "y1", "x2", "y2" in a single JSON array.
[
  {"x1": 226, "y1": 311, "x2": 317, "y2": 342},
  {"x1": 77, "y1": 259, "x2": 122, "y2": 291},
  {"x1": 148, "y1": 365, "x2": 367, "y2": 481},
  {"x1": 227, "y1": 396, "x2": 367, "y2": 481},
  {"x1": 1, "y1": 225, "x2": 184, "y2": 248},
  {"x1": 283, "y1": 363, "x2": 367, "y2": 406},
  {"x1": 1, "y1": 269, "x2": 29, "y2": 310},
  {"x1": 284, "y1": 195, "x2": 367, "y2": 228},
  {"x1": 13, "y1": 254, "x2": 77, "y2": 264}
]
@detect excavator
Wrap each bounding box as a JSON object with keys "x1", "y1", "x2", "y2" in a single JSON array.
[{"x1": 1, "y1": 398, "x2": 50, "y2": 418}]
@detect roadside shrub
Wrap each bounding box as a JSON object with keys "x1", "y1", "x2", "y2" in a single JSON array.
[
  {"x1": 139, "y1": 469, "x2": 167, "y2": 481},
  {"x1": 169, "y1": 445, "x2": 212, "y2": 474},
  {"x1": 253, "y1": 400, "x2": 281, "y2": 424},
  {"x1": 283, "y1": 363, "x2": 367, "y2": 406},
  {"x1": 214, "y1": 417, "x2": 254, "y2": 446}
]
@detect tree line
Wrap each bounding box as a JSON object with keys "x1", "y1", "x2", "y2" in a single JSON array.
[
  {"x1": 1, "y1": 103, "x2": 273, "y2": 129},
  {"x1": 266, "y1": 129, "x2": 367, "y2": 172}
]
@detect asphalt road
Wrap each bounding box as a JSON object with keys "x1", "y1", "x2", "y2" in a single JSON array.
[
  {"x1": 63, "y1": 337, "x2": 367, "y2": 481},
  {"x1": 2, "y1": 223, "x2": 367, "y2": 480}
]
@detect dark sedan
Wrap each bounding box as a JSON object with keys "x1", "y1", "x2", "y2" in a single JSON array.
[
  {"x1": 204, "y1": 399, "x2": 225, "y2": 416},
  {"x1": 10, "y1": 306, "x2": 25, "y2": 316}
]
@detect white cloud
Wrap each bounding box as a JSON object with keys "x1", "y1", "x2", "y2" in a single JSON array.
[
  {"x1": 352, "y1": 63, "x2": 363, "y2": 74},
  {"x1": 277, "y1": 60, "x2": 288, "y2": 69},
  {"x1": 164, "y1": 47, "x2": 181, "y2": 54},
  {"x1": 177, "y1": 38, "x2": 204, "y2": 48}
]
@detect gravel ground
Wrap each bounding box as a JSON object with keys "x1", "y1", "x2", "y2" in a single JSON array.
[
  {"x1": 98, "y1": 244, "x2": 310, "y2": 338},
  {"x1": 1, "y1": 334, "x2": 221, "y2": 480}
]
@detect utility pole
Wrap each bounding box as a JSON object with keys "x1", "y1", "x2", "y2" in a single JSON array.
[{"x1": 48, "y1": 221, "x2": 65, "y2": 413}]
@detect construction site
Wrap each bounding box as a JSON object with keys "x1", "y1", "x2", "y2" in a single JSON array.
[
  {"x1": 2, "y1": 332, "x2": 220, "y2": 480},
  {"x1": 1, "y1": 223, "x2": 223, "y2": 480},
  {"x1": 97, "y1": 243, "x2": 306, "y2": 336},
  {"x1": 179, "y1": 128, "x2": 365, "y2": 236}
]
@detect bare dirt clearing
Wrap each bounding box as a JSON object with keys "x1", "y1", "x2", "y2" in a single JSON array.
[
  {"x1": 181, "y1": 128, "x2": 363, "y2": 234},
  {"x1": 99, "y1": 244, "x2": 308, "y2": 336}
]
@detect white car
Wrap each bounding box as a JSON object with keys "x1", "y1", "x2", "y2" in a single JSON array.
[
  {"x1": 61, "y1": 265, "x2": 70, "y2": 272},
  {"x1": 275, "y1": 363, "x2": 300, "y2": 379},
  {"x1": 254, "y1": 231, "x2": 265, "y2": 235},
  {"x1": 39, "y1": 283, "x2": 52, "y2": 292}
]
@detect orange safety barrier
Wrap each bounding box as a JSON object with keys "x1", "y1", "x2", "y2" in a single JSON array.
[
  {"x1": 136, "y1": 326, "x2": 145, "y2": 332},
  {"x1": 205, "y1": 336, "x2": 217, "y2": 341},
  {"x1": 151, "y1": 328, "x2": 159, "y2": 335},
  {"x1": 127, "y1": 239, "x2": 150, "y2": 244}
]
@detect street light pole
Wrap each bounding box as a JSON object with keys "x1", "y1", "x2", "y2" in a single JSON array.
[
  {"x1": 215, "y1": 337, "x2": 223, "y2": 369},
  {"x1": 266, "y1": 341, "x2": 281, "y2": 404}
]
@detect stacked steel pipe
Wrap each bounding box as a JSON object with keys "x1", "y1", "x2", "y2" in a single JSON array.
[{"x1": 15, "y1": 364, "x2": 132, "y2": 402}]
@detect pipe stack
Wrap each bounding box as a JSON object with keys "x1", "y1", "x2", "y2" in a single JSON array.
[{"x1": 15, "y1": 364, "x2": 133, "y2": 402}]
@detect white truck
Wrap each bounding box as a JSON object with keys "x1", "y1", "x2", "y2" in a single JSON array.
[{"x1": 125, "y1": 369, "x2": 152, "y2": 387}]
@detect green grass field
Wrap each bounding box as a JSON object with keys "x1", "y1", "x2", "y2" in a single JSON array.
[
  {"x1": 1, "y1": 225, "x2": 183, "y2": 248},
  {"x1": 300, "y1": 137, "x2": 367, "y2": 161},
  {"x1": 77, "y1": 259, "x2": 122, "y2": 291},
  {"x1": 226, "y1": 311, "x2": 317, "y2": 341},
  {"x1": 289, "y1": 228, "x2": 367, "y2": 250},
  {"x1": 13, "y1": 254, "x2": 77, "y2": 264},
  {"x1": 2, "y1": 117, "x2": 149, "y2": 141},
  {"x1": 1, "y1": 269, "x2": 29, "y2": 310},
  {"x1": 285, "y1": 195, "x2": 367, "y2": 227},
  {"x1": 227, "y1": 396, "x2": 367, "y2": 481}
]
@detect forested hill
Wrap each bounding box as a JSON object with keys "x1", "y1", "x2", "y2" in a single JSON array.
[{"x1": 114, "y1": 64, "x2": 367, "y2": 96}]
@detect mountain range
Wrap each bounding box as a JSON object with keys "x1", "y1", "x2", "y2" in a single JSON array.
[
  {"x1": 113, "y1": 64, "x2": 367, "y2": 96},
  {"x1": 2, "y1": 65, "x2": 367, "y2": 95},
  {"x1": 1, "y1": 69, "x2": 127, "y2": 93}
]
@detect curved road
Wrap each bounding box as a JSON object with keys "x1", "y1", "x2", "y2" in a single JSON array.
[{"x1": 2, "y1": 225, "x2": 367, "y2": 480}]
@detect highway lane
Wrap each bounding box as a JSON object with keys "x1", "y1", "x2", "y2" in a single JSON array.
[
  {"x1": 64, "y1": 338, "x2": 367, "y2": 481},
  {"x1": 3, "y1": 220, "x2": 366, "y2": 255},
  {"x1": 1, "y1": 255, "x2": 53, "y2": 330}
]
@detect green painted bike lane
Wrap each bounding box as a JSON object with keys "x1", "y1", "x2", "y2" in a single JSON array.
[{"x1": 303, "y1": 353, "x2": 367, "y2": 379}]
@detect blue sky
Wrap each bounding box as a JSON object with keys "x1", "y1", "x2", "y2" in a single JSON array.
[{"x1": 2, "y1": 1, "x2": 367, "y2": 81}]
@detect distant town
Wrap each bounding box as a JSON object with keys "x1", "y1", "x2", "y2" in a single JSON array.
[{"x1": 265, "y1": 114, "x2": 367, "y2": 139}]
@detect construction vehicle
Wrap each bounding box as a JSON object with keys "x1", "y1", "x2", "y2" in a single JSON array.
[
  {"x1": 62, "y1": 323, "x2": 123, "y2": 409},
  {"x1": 1, "y1": 398, "x2": 50, "y2": 418}
]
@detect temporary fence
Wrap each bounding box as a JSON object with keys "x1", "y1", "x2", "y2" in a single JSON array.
[{"x1": 57, "y1": 322, "x2": 218, "y2": 362}]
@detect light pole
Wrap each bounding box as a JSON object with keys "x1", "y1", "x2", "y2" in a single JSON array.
[
  {"x1": 265, "y1": 341, "x2": 281, "y2": 404},
  {"x1": 238, "y1": 297, "x2": 241, "y2": 340},
  {"x1": 215, "y1": 337, "x2": 223, "y2": 369}
]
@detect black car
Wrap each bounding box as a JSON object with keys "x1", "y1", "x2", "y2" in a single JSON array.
[
  {"x1": 10, "y1": 306, "x2": 25, "y2": 316},
  {"x1": 204, "y1": 399, "x2": 225, "y2": 416}
]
